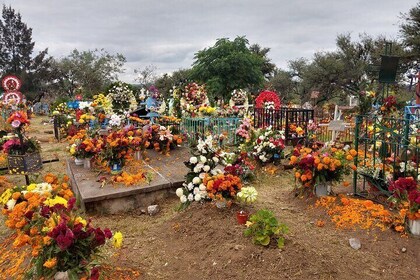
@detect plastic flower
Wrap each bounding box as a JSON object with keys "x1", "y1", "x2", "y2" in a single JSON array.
[
  {"x1": 113, "y1": 231, "x2": 123, "y2": 248},
  {"x1": 237, "y1": 187, "x2": 258, "y2": 204}
]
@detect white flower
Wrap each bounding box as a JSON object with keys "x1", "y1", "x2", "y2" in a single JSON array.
[
  {"x1": 203, "y1": 165, "x2": 210, "y2": 172},
  {"x1": 213, "y1": 157, "x2": 219, "y2": 163},
  {"x1": 193, "y1": 167, "x2": 200, "y2": 173},
  {"x1": 199, "y1": 184, "x2": 206, "y2": 191},
  {"x1": 187, "y1": 183, "x2": 194, "y2": 190},
  {"x1": 200, "y1": 156, "x2": 207, "y2": 163},
  {"x1": 188, "y1": 194, "x2": 194, "y2": 201},
  {"x1": 194, "y1": 193, "x2": 202, "y2": 201},
  {"x1": 193, "y1": 187, "x2": 199, "y2": 194},
  {"x1": 199, "y1": 172, "x2": 206, "y2": 179},
  {"x1": 176, "y1": 188, "x2": 184, "y2": 197},
  {"x1": 192, "y1": 177, "x2": 201, "y2": 184},
  {"x1": 180, "y1": 195, "x2": 187, "y2": 203},
  {"x1": 190, "y1": 157, "x2": 198, "y2": 164},
  {"x1": 6, "y1": 199, "x2": 17, "y2": 210}
]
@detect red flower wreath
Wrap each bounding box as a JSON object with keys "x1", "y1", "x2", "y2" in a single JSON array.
[{"x1": 255, "y1": 90, "x2": 281, "y2": 109}]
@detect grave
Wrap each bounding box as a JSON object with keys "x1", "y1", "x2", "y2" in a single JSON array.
[{"x1": 67, "y1": 147, "x2": 189, "y2": 214}]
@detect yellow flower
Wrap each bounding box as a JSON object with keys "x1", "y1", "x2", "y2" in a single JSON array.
[
  {"x1": 44, "y1": 196, "x2": 68, "y2": 207},
  {"x1": 27, "y1": 184, "x2": 37, "y2": 191},
  {"x1": 113, "y1": 231, "x2": 123, "y2": 248},
  {"x1": 75, "y1": 216, "x2": 87, "y2": 227},
  {"x1": 0, "y1": 189, "x2": 12, "y2": 204},
  {"x1": 43, "y1": 257, "x2": 57, "y2": 268}
]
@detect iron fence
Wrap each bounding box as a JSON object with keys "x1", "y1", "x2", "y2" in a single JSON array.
[
  {"x1": 253, "y1": 107, "x2": 314, "y2": 143},
  {"x1": 352, "y1": 113, "x2": 420, "y2": 200}
]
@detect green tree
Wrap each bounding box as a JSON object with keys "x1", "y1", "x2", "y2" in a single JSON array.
[
  {"x1": 249, "y1": 44, "x2": 276, "y2": 79},
  {"x1": 400, "y1": 2, "x2": 420, "y2": 57},
  {"x1": 52, "y1": 49, "x2": 126, "y2": 98},
  {"x1": 0, "y1": 5, "x2": 53, "y2": 101},
  {"x1": 190, "y1": 36, "x2": 265, "y2": 100},
  {"x1": 154, "y1": 68, "x2": 192, "y2": 99}
]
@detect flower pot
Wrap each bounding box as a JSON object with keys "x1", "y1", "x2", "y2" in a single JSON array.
[
  {"x1": 7, "y1": 152, "x2": 43, "y2": 174},
  {"x1": 74, "y1": 158, "x2": 84, "y2": 166},
  {"x1": 315, "y1": 183, "x2": 331, "y2": 197},
  {"x1": 408, "y1": 219, "x2": 420, "y2": 236},
  {"x1": 110, "y1": 161, "x2": 123, "y2": 175},
  {"x1": 236, "y1": 210, "x2": 249, "y2": 225},
  {"x1": 83, "y1": 157, "x2": 92, "y2": 169},
  {"x1": 134, "y1": 150, "x2": 142, "y2": 161}
]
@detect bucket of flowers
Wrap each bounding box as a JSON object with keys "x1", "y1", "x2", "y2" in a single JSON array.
[
  {"x1": 236, "y1": 186, "x2": 258, "y2": 224},
  {"x1": 388, "y1": 177, "x2": 420, "y2": 236},
  {"x1": 290, "y1": 146, "x2": 355, "y2": 196},
  {"x1": 3, "y1": 111, "x2": 42, "y2": 174}
]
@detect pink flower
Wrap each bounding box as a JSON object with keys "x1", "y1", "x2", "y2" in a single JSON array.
[{"x1": 11, "y1": 120, "x2": 21, "y2": 128}]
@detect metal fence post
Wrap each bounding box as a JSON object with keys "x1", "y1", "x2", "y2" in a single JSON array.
[{"x1": 353, "y1": 115, "x2": 362, "y2": 195}]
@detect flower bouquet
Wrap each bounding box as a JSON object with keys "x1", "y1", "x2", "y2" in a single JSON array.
[
  {"x1": 3, "y1": 111, "x2": 42, "y2": 174},
  {"x1": 0, "y1": 174, "x2": 122, "y2": 279},
  {"x1": 388, "y1": 177, "x2": 420, "y2": 235},
  {"x1": 106, "y1": 81, "x2": 137, "y2": 115},
  {"x1": 203, "y1": 173, "x2": 242, "y2": 207},
  {"x1": 235, "y1": 186, "x2": 258, "y2": 224},
  {"x1": 176, "y1": 136, "x2": 220, "y2": 206},
  {"x1": 252, "y1": 127, "x2": 285, "y2": 164},
  {"x1": 290, "y1": 146, "x2": 355, "y2": 196}
]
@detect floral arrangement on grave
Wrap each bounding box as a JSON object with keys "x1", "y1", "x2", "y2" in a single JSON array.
[
  {"x1": 236, "y1": 116, "x2": 255, "y2": 146},
  {"x1": 203, "y1": 173, "x2": 242, "y2": 203},
  {"x1": 223, "y1": 152, "x2": 256, "y2": 182},
  {"x1": 176, "y1": 135, "x2": 221, "y2": 206},
  {"x1": 0, "y1": 174, "x2": 122, "y2": 279},
  {"x1": 356, "y1": 157, "x2": 393, "y2": 195},
  {"x1": 73, "y1": 137, "x2": 102, "y2": 160},
  {"x1": 2, "y1": 111, "x2": 40, "y2": 156},
  {"x1": 180, "y1": 82, "x2": 209, "y2": 116},
  {"x1": 129, "y1": 115, "x2": 151, "y2": 127},
  {"x1": 236, "y1": 186, "x2": 258, "y2": 205},
  {"x1": 100, "y1": 129, "x2": 131, "y2": 169},
  {"x1": 388, "y1": 177, "x2": 420, "y2": 221},
  {"x1": 229, "y1": 89, "x2": 249, "y2": 116},
  {"x1": 290, "y1": 146, "x2": 356, "y2": 195},
  {"x1": 252, "y1": 127, "x2": 285, "y2": 163},
  {"x1": 145, "y1": 124, "x2": 182, "y2": 155},
  {"x1": 255, "y1": 90, "x2": 281, "y2": 110},
  {"x1": 106, "y1": 81, "x2": 137, "y2": 115},
  {"x1": 198, "y1": 105, "x2": 217, "y2": 116},
  {"x1": 378, "y1": 95, "x2": 398, "y2": 117}
]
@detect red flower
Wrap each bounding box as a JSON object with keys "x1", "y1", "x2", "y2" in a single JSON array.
[
  {"x1": 103, "y1": 228, "x2": 112, "y2": 239},
  {"x1": 49, "y1": 221, "x2": 75, "y2": 250},
  {"x1": 90, "y1": 267, "x2": 100, "y2": 280},
  {"x1": 255, "y1": 90, "x2": 281, "y2": 109}
]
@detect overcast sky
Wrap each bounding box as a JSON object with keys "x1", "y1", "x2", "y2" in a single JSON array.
[{"x1": 3, "y1": 0, "x2": 419, "y2": 82}]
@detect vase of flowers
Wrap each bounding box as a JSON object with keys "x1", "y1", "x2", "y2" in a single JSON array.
[
  {"x1": 388, "y1": 177, "x2": 420, "y2": 236},
  {"x1": 74, "y1": 158, "x2": 84, "y2": 166},
  {"x1": 236, "y1": 186, "x2": 258, "y2": 224},
  {"x1": 290, "y1": 146, "x2": 355, "y2": 196},
  {"x1": 3, "y1": 111, "x2": 42, "y2": 174},
  {"x1": 315, "y1": 182, "x2": 331, "y2": 197}
]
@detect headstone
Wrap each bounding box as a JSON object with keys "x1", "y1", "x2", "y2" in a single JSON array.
[{"x1": 328, "y1": 120, "x2": 346, "y2": 132}]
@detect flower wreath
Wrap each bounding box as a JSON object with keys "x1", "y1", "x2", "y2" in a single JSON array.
[{"x1": 255, "y1": 90, "x2": 281, "y2": 109}]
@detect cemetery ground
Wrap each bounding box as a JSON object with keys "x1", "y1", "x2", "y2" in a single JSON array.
[{"x1": 1, "y1": 116, "x2": 419, "y2": 280}]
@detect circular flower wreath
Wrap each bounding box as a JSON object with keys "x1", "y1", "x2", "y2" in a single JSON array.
[
  {"x1": 106, "y1": 82, "x2": 137, "y2": 115},
  {"x1": 230, "y1": 89, "x2": 248, "y2": 105},
  {"x1": 255, "y1": 90, "x2": 281, "y2": 109}
]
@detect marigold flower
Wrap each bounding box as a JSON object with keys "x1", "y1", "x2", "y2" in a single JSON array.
[
  {"x1": 113, "y1": 231, "x2": 123, "y2": 248},
  {"x1": 43, "y1": 258, "x2": 57, "y2": 268}
]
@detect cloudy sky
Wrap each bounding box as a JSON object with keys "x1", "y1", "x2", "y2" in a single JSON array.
[{"x1": 3, "y1": 0, "x2": 419, "y2": 82}]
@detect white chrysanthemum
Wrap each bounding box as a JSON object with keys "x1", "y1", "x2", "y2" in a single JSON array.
[
  {"x1": 6, "y1": 199, "x2": 17, "y2": 210},
  {"x1": 213, "y1": 157, "x2": 219, "y2": 163},
  {"x1": 199, "y1": 184, "x2": 206, "y2": 191},
  {"x1": 192, "y1": 177, "x2": 201, "y2": 185},
  {"x1": 188, "y1": 194, "x2": 194, "y2": 201},
  {"x1": 176, "y1": 188, "x2": 184, "y2": 197},
  {"x1": 190, "y1": 157, "x2": 198, "y2": 164},
  {"x1": 187, "y1": 183, "x2": 194, "y2": 190},
  {"x1": 203, "y1": 165, "x2": 210, "y2": 172},
  {"x1": 194, "y1": 193, "x2": 202, "y2": 201},
  {"x1": 180, "y1": 195, "x2": 187, "y2": 203},
  {"x1": 200, "y1": 156, "x2": 207, "y2": 163},
  {"x1": 193, "y1": 187, "x2": 199, "y2": 195}
]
